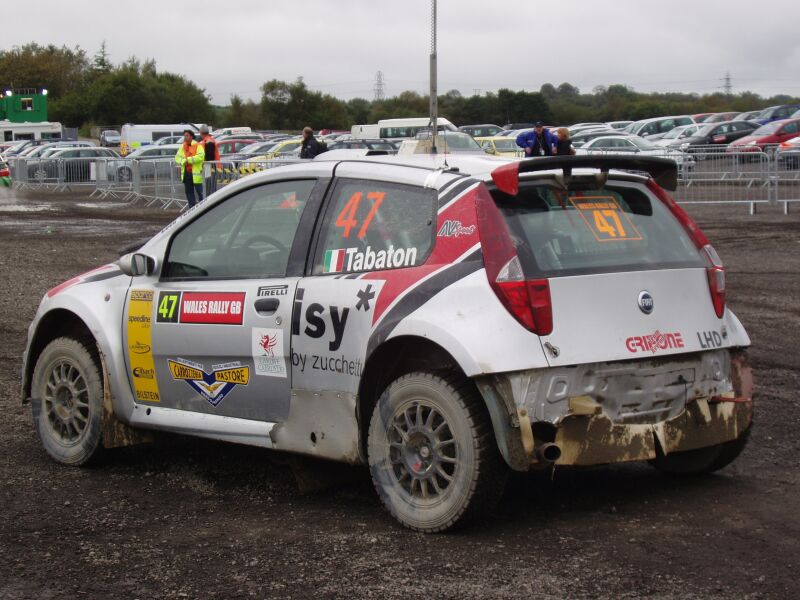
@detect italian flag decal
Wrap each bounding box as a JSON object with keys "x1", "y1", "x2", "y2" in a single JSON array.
[{"x1": 324, "y1": 249, "x2": 346, "y2": 273}]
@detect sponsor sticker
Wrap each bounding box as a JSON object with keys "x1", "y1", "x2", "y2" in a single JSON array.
[
  {"x1": 252, "y1": 328, "x2": 287, "y2": 378},
  {"x1": 168, "y1": 358, "x2": 249, "y2": 406},
  {"x1": 127, "y1": 288, "x2": 161, "y2": 403},
  {"x1": 437, "y1": 220, "x2": 476, "y2": 238},
  {"x1": 569, "y1": 196, "x2": 643, "y2": 242},
  {"x1": 257, "y1": 285, "x2": 289, "y2": 297},
  {"x1": 178, "y1": 292, "x2": 246, "y2": 325},
  {"x1": 322, "y1": 245, "x2": 418, "y2": 274},
  {"x1": 625, "y1": 330, "x2": 684, "y2": 354}
]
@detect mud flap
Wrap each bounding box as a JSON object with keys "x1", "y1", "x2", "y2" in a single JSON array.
[{"x1": 99, "y1": 350, "x2": 153, "y2": 449}]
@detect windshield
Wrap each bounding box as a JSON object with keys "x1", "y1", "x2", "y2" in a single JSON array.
[
  {"x1": 440, "y1": 132, "x2": 481, "y2": 150},
  {"x1": 752, "y1": 122, "x2": 780, "y2": 136},
  {"x1": 492, "y1": 182, "x2": 704, "y2": 278},
  {"x1": 494, "y1": 139, "x2": 518, "y2": 150},
  {"x1": 662, "y1": 127, "x2": 687, "y2": 140},
  {"x1": 630, "y1": 137, "x2": 659, "y2": 150},
  {"x1": 241, "y1": 142, "x2": 277, "y2": 154}
]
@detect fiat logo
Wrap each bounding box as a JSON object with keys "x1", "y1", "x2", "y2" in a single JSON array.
[{"x1": 638, "y1": 291, "x2": 654, "y2": 315}]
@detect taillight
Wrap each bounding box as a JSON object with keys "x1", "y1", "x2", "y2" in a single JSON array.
[
  {"x1": 475, "y1": 185, "x2": 554, "y2": 335},
  {"x1": 647, "y1": 180, "x2": 725, "y2": 318}
]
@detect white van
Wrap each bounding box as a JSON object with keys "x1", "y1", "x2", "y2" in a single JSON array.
[
  {"x1": 0, "y1": 120, "x2": 62, "y2": 142},
  {"x1": 350, "y1": 124, "x2": 380, "y2": 139},
  {"x1": 377, "y1": 117, "x2": 458, "y2": 140},
  {"x1": 211, "y1": 126, "x2": 251, "y2": 138},
  {"x1": 119, "y1": 124, "x2": 199, "y2": 156}
]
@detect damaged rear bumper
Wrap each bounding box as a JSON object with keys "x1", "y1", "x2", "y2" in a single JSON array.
[{"x1": 475, "y1": 348, "x2": 753, "y2": 471}]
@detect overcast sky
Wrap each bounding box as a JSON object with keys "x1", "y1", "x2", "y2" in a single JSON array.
[{"x1": 5, "y1": 0, "x2": 800, "y2": 104}]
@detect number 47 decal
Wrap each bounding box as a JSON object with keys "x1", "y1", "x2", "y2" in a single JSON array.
[
  {"x1": 156, "y1": 291, "x2": 181, "y2": 323},
  {"x1": 335, "y1": 191, "x2": 386, "y2": 239},
  {"x1": 570, "y1": 196, "x2": 643, "y2": 242}
]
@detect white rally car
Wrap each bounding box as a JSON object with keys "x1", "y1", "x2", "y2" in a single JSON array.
[{"x1": 22, "y1": 154, "x2": 753, "y2": 532}]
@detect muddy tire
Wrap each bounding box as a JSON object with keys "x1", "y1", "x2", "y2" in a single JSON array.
[
  {"x1": 31, "y1": 337, "x2": 104, "y2": 466},
  {"x1": 367, "y1": 372, "x2": 507, "y2": 533},
  {"x1": 650, "y1": 427, "x2": 751, "y2": 475}
]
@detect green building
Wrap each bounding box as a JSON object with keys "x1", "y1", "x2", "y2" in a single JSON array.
[{"x1": 0, "y1": 88, "x2": 49, "y2": 123}]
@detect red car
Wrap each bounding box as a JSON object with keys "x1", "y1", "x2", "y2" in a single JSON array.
[
  {"x1": 216, "y1": 139, "x2": 261, "y2": 156},
  {"x1": 693, "y1": 113, "x2": 716, "y2": 123},
  {"x1": 727, "y1": 118, "x2": 800, "y2": 153}
]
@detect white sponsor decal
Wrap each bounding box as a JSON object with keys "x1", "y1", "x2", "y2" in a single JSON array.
[{"x1": 252, "y1": 328, "x2": 287, "y2": 378}]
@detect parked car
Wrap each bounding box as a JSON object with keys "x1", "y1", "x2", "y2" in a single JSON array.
[
  {"x1": 99, "y1": 130, "x2": 121, "y2": 147},
  {"x1": 704, "y1": 112, "x2": 740, "y2": 124},
  {"x1": 327, "y1": 139, "x2": 396, "y2": 152},
  {"x1": 217, "y1": 139, "x2": 263, "y2": 156},
  {"x1": 692, "y1": 113, "x2": 715, "y2": 123},
  {"x1": 727, "y1": 118, "x2": 800, "y2": 154},
  {"x1": 111, "y1": 144, "x2": 182, "y2": 181},
  {"x1": 154, "y1": 135, "x2": 184, "y2": 146},
  {"x1": 776, "y1": 136, "x2": 800, "y2": 169},
  {"x1": 577, "y1": 135, "x2": 695, "y2": 168},
  {"x1": 668, "y1": 121, "x2": 760, "y2": 152},
  {"x1": 475, "y1": 136, "x2": 522, "y2": 156},
  {"x1": 459, "y1": 124, "x2": 504, "y2": 138},
  {"x1": 606, "y1": 120, "x2": 633, "y2": 130},
  {"x1": 238, "y1": 138, "x2": 304, "y2": 169},
  {"x1": 570, "y1": 129, "x2": 629, "y2": 148},
  {"x1": 18, "y1": 141, "x2": 95, "y2": 159},
  {"x1": 624, "y1": 116, "x2": 695, "y2": 138},
  {"x1": 23, "y1": 152, "x2": 752, "y2": 532},
  {"x1": 27, "y1": 147, "x2": 119, "y2": 182},
  {"x1": 732, "y1": 110, "x2": 764, "y2": 122},
  {"x1": 652, "y1": 124, "x2": 703, "y2": 147},
  {"x1": 753, "y1": 104, "x2": 800, "y2": 125}
]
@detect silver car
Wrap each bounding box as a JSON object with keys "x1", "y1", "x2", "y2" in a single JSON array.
[{"x1": 22, "y1": 154, "x2": 753, "y2": 532}]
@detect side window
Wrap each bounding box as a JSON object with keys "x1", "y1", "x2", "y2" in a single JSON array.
[
  {"x1": 659, "y1": 119, "x2": 676, "y2": 132},
  {"x1": 781, "y1": 122, "x2": 799, "y2": 135},
  {"x1": 314, "y1": 179, "x2": 436, "y2": 275},
  {"x1": 163, "y1": 180, "x2": 316, "y2": 279}
]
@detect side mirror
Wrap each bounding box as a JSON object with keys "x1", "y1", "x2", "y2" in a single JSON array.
[{"x1": 119, "y1": 252, "x2": 157, "y2": 277}]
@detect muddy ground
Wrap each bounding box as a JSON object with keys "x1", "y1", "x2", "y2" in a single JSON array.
[{"x1": 0, "y1": 187, "x2": 798, "y2": 600}]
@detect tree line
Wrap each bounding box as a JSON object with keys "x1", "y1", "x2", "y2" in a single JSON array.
[{"x1": 2, "y1": 43, "x2": 798, "y2": 132}]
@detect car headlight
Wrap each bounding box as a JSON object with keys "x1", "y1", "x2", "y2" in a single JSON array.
[
  {"x1": 680, "y1": 143, "x2": 690, "y2": 150},
  {"x1": 747, "y1": 140, "x2": 757, "y2": 146}
]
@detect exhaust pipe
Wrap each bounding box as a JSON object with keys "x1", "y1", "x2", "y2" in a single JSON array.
[{"x1": 535, "y1": 443, "x2": 561, "y2": 465}]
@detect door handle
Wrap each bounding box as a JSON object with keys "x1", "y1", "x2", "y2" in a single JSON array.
[{"x1": 254, "y1": 297, "x2": 279, "y2": 315}]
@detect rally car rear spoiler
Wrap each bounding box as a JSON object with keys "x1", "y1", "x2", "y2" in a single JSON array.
[{"x1": 490, "y1": 155, "x2": 679, "y2": 195}]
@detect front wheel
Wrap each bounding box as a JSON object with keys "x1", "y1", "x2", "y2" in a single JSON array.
[
  {"x1": 650, "y1": 427, "x2": 751, "y2": 475},
  {"x1": 367, "y1": 372, "x2": 507, "y2": 532},
  {"x1": 31, "y1": 337, "x2": 104, "y2": 466}
]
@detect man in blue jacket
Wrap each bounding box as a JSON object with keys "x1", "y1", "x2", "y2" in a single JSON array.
[{"x1": 516, "y1": 122, "x2": 557, "y2": 157}]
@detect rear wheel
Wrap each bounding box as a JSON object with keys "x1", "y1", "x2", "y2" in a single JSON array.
[
  {"x1": 367, "y1": 372, "x2": 507, "y2": 532},
  {"x1": 31, "y1": 337, "x2": 104, "y2": 466},
  {"x1": 650, "y1": 427, "x2": 751, "y2": 475}
]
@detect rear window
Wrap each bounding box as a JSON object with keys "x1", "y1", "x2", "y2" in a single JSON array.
[{"x1": 492, "y1": 182, "x2": 705, "y2": 277}]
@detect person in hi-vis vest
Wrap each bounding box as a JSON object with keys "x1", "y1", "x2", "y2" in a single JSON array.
[{"x1": 175, "y1": 129, "x2": 205, "y2": 207}]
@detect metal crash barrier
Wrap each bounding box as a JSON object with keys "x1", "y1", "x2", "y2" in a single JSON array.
[{"x1": 7, "y1": 148, "x2": 799, "y2": 214}]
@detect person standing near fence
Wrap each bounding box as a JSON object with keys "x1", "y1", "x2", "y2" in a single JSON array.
[
  {"x1": 300, "y1": 127, "x2": 326, "y2": 159},
  {"x1": 176, "y1": 129, "x2": 205, "y2": 208},
  {"x1": 199, "y1": 125, "x2": 220, "y2": 195}
]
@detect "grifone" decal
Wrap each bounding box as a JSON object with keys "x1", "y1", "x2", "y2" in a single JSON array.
[{"x1": 625, "y1": 330, "x2": 684, "y2": 354}]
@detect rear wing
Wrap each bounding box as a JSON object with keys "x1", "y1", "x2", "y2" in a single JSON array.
[{"x1": 490, "y1": 155, "x2": 678, "y2": 195}]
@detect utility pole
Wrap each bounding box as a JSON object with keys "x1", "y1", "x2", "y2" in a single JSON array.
[
  {"x1": 373, "y1": 71, "x2": 385, "y2": 102},
  {"x1": 429, "y1": 0, "x2": 438, "y2": 154}
]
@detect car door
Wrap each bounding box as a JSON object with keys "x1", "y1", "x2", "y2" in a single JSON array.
[
  {"x1": 123, "y1": 178, "x2": 324, "y2": 422},
  {"x1": 777, "y1": 121, "x2": 799, "y2": 143}
]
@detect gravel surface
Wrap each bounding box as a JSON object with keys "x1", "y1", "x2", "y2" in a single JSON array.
[{"x1": 0, "y1": 187, "x2": 798, "y2": 599}]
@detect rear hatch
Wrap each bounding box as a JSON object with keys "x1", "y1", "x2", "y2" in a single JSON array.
[{"x1": 488, "y1": 176, "x2": 725, "y2": 366}]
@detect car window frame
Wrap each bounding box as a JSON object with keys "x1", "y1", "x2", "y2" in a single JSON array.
[
  {"x1": 160, "y1": 177, "x2": 329, "y2": 282},
  {"x1": 307, "y1": 176, "x2": 438, "y2": 277}
]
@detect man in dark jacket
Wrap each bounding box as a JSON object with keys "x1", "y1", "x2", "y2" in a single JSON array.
[
  {"x1": 300, "y1": 127, "x2": 326, "y2": 159},
  {"x1": 516, "y1": 122, "x2": 557, "y2": 157}
]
